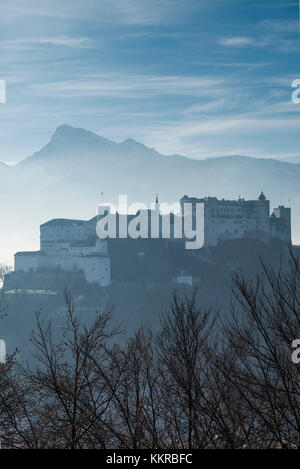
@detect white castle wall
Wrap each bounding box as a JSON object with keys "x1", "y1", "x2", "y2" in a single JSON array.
[
  {"x1": 40, "y1": 220, "x2": 96, "y2": 251},
  {"x1": 181, "y1": 193, "x2": 290, "y2": 247},
  {"x1": 204, "y1": 200, "x2": 270, "y2": 246},
  {"x1": 15, "y1": 253, "x2": 42, "y2": 272},
  {"x1": 15, "y1": 220, "x2": 111, "y2": 287}
]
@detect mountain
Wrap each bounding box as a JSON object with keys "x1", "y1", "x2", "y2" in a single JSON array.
[{"x1": 0, "y1": 124, "x2": 299, "y2": 265}]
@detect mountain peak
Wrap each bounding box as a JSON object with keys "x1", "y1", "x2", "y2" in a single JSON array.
[
  {"x1": 119, "y1": 137, "x2": 158, "y2": 155},
  {"x1": 121, "y1": 137, "x2": 145, "y2": 146},
  {"x1": 50, "y1": 125, "x2": 115, "y2": 148},
  {"x1": 122, "y1": 137, "x2": 137, "y2": 144},
  {"x1": 52, "y1": 124, "x2": 82, "y2": 139},
  {"x1": 55, "y1": 124, "x2": 75, "y2": 133}
]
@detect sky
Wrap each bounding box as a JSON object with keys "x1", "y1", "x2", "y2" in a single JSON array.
[{"x1": 0, "y1": 0, "x2": 300, "y2": 162}]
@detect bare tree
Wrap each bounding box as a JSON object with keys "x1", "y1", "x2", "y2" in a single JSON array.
[
  {"x1": 92, "y1": 326, "x2": 163, "y2": 449},
  {"x1": 1, "y1": 252, "x2": 300, "y2": 449},
  {"x1": 156, "y1": 290, "x2": 216, "y2": 449},
  {"x1": 1, "y1": 290, "x2": 121, "y2": 448},
  {"x1": 216, "y1": 252, "x2": 300, "y2": 448}
]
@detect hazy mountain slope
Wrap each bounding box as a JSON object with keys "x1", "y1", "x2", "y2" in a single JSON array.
[{"x1": 1, "y1": 124, "x2": 299, "y2": 265}]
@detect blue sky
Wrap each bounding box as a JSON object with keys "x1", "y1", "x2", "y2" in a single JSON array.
[{"x1": 0, "y1": 0, "x2": 300, "y2": 162}]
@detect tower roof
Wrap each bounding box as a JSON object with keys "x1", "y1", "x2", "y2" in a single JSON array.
[{"x1": 258, "y1": 190, "x2": 266, "y2": 201}]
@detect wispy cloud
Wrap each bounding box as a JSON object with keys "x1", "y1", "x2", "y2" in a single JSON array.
[
  {"x1": 31, "y1": 74, "x2": 224, "y2": 99},
  {"x1": 258, "y1": 19, "x2": 298, "y2": 33},
  {"x1": 141, "y1": 114, "x2": 300, "y2": 159},
  {"x1": 0, "y1": 4, "x2": 72, "y2": 19},
  {"x1": 151, "y1": 115, "x2": 300, "y2": 140},
  {"x1": 183, "y1": 99, "x2": 226, "y2": 114},
  {"x1": 0, "y1": 0, "x2": 198, "y2": 25},
  {"x1": 218, "y1": 37, "x2": 255, "y2": 47},
  {"x1": 1, "y1": 37, "x2": 90, "y2": 49},
  {"x1": 0, "y1": 0, "x2": 299, "y2": 165},
  {"x1": 218, "y1": 33, "x2": 299, "y2": 52}
]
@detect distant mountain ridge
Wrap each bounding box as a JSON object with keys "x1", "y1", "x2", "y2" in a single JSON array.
[
  {"x1": 0, "y1": 125, "x2": 280, "y2": 165},
  {"x1": 0, "y1": 124, "x2": 299, "y2": 265},
  {"x1": 11, "y1": 124, "x2": 299, "y2": 166}
]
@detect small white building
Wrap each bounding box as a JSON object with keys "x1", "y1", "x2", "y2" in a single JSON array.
[
  {"x1": 173, "y1": 271, "x2": 193, "y2": 287},
  {"x1": 15, "y1": 218, "x2": 111, "y2": 287}
]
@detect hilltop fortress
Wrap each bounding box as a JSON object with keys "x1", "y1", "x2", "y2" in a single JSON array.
[
  {"x1": 14, "y1": 192, "x2": 291, "y2": 286},
  {"x1": 181, "y1": 191, "x2": 291, "y2": 247}
]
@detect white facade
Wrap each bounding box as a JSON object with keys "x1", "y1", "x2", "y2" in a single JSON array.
[
  {"x1": 15, "y1": 252, "x2": 42, "y2": 272},
  {"x1": 15, "y1": 217, "x2": 111, "y2": 287},
  {"x1": 40, "y1": 219, "x2": 96, "y2": 251},
  {"x1": 181, "y1": 192, "x2": 291, "y2": 247},
  {"x1": 174, "y1": 272, "x2": 193, "y2": 286}
]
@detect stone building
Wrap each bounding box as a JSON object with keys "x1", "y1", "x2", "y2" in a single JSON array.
[
  {"x1": 180, "y1": 191, "x2": 291, "y2": 247},
  {"x1": 15, "y1": 218, "x2": 110, "y2": 287}
]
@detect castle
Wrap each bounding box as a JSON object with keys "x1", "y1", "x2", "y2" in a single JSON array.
[
  {"x1": 15, "y1": 217, "x2": 111, "y2": 287},
  {"x1": 180, "y1": 191, "x2": 291, "y2": 247},
  {"x1": 14, "y1": 192, "x2": 291, "y2": 286}
]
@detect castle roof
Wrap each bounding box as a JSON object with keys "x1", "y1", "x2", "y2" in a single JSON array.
[
  {"x1": 15, "y1": 251, "x2": 42, "y2": 256},
  {"x1": 88, "y1": 216, "x2": 99, "y2": 224},
  {"x1": 41, "y1": 218, "x2": 86, "y2": 227}
]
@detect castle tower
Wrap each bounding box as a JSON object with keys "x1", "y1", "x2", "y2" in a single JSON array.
[
  {"x1": 255, "y1": 190, "x2": 270, "y2": 237},
  {"x1": 258, "y1": 190, "x2": 266, "y2": 201},
  {"x1": 270, "y1": 205, "x2": 291, "y2": 243}
]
